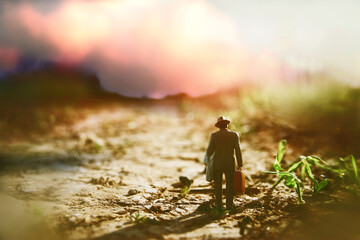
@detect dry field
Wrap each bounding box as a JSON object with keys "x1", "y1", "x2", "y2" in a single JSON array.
[{"x1": 0, "y1": 98, "x2": 359, "y2": 240}]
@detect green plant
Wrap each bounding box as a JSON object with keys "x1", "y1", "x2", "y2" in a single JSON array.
[
  {"x1": 131, "y1": 212, "x2": 159, "y2": 224},
  {"x1": 94, "y1": 142, "x2": 103, "y2": 153},
  {"x1": 180, "y1": 184, "x2": 190, "y2": 197},
  {"x1": 338, "y1": 155, "x2": 360, "y2": 197},
  {"x1": 264, "y1": 140, "x2": 304, "y2": 203},
  {"x1": 266, "y1": 140, "x2": 360, "y2": 200},
  {"x1": 211, "y1": 207, "x2": 231, "y2": 219},
  {"x1": 304, "y1": 154, "x2": 360, "y2": 197},
  {"x1": 264, "y1": 140, "x2": 330, "y2": 203},
  {"x1": 290, "y1": 155, "x2": 330, "y2": 195}
]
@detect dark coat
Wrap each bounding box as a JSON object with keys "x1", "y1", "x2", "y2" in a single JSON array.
[{"x1": 205, "y1": 128, "x2": 243, "y2": 171}]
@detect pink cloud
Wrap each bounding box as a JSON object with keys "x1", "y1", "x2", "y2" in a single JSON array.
[
  {"x1": 2, "y1": 0, "x2": 288, "y2": 97},
  {"x1": 0, "y1": 46, "x2": 19, "y2": 70}
]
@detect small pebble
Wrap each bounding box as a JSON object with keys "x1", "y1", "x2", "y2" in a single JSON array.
[{"x1": 128, "y1": 189, "x2": 139, "y2": 195}]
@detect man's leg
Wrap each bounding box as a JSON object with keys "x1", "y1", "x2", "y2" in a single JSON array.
[
  {"x1": 213, "y1": 170, "x2": 223, "y2": 208},
  {"x1": 225, "y1": 170, "x2": 234, "y2": 210}
]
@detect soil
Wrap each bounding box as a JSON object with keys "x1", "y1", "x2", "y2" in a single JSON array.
[{"x1": 0, "y1": 102, "x2": 360, "y2": 240}]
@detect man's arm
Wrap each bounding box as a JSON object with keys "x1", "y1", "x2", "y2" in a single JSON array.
[
  {"x1": 234, "y1": 133, "x2": 243, "y2": 168},
  {"x1": 205, "y1": 133, "x2": 215, "y2": 158}
]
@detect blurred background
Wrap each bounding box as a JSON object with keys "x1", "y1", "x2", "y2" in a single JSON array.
[
  {"x1": 1, "y1": 0, "x2": 360, "y2": 240},
  {"x1": 1, "y1": 0, "x2": 360, "y2": 153}
]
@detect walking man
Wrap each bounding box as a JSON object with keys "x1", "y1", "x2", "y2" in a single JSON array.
[{"x1": 205, "y1": 116, "x2": 243, "y2": 210}]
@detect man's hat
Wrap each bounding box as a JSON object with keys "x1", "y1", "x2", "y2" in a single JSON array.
[{"x1": 215, "y1": 116, "x2": 230, "y2": 128}]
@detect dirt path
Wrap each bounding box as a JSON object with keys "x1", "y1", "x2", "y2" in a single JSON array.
[{"x1": 1, "y1": 103, "x2": 352, "y2": 240}]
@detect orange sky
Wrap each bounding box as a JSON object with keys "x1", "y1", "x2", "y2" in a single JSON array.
[{"x1": 1, "y1": 0, "x2": 290, "y2": 97}]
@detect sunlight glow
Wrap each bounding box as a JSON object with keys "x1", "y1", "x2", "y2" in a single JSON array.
[{"x1": 2, "y1": 0, "x2": 287, "y2": 97}]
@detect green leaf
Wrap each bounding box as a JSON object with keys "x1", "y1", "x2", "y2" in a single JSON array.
[
  {"x1": 271, "y1": 175, "x2": 286, "y2": 189},
  {"x1": 273, "y1": 140, "x2": 287, "y2": 171},
  {"x1": 307, "y1": 156, "x2": 336, "y2": 172},
  {"x1": 341, "y1": 156, "x2": 356, "y2": 183},
  {"x1": 278, "y1": 172, "x2": 302, "y2": 185},
  {"x1": 307, "y1": 155, "x2": 322, "y2": 163},
  {"x1": 263, "y1": 171, "x2": 288, "y2": 175},
  {"x1": 288, "y1": 161, "x2": 303, "y2": 172},
  {"x1": 350, "y1": 155, "x2": 359, "y2": 185},
  {"x1": 285, "y1": 176, "x2": 296, "y2": 188},
  {"x1": 181, "y1": 185, "x2": 190, "y2": 197},
  {"x1": 294, "y1": 181, "x2": 305, "y2": 204},
  {"x1": 338, "y1": 166, "x2": 345, "y2": 182},
  {"x1": 289, "y1": 172, "x2": 302, "y2": 185},
  {"x1": 273, "y1": 161, "x2": 283, "y2": 172},
  {"x1": 271, "y1": 171, "x2": 301, "y2": 189},
  {"x1": 262, "y1": 171, "x2": 278, "y2": 174},
  {"x1": 304, "y1": 161, "x2": 316, "y2": 183},
  {"x1": 315, "y1": 179, "x2": 329, "y2": 194},
  {"x1": 276, "y1": 139, "x2": 287, "y2": 164},
  {"x1": 301, "y1": 164, "x2": 306, "y2": 180},
  {"x1": 304, "y1": 161, "x2": 318, "y2": 192}
]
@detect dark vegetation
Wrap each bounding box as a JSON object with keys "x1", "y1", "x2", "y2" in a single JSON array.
[
  {"x1": 265, "y1": 139, "x2": 360, "y2": 203},
  {"x1": 3, "y1": 65, "x2": 360, "y2": 158},
  {"x1": 2, "y1": 67, "x2": 360, "y2": 171},
  {"x1": 0, "y1": 66, "x2": 150, "y2": 139},
  {"x1": 191, "y1": 77, "x2": 360, "y2": 157}
]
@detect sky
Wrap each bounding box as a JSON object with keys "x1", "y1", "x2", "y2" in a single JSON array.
[{"x1": 0, "y1": 0, "x2": 359, "y2": 97}]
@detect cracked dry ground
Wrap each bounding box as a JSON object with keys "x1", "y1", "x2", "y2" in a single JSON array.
[{"x1": 1, "y1": 103, "x2": 359, "y2": 240}]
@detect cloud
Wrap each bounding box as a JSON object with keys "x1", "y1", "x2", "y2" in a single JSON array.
[
  {"x1": 0, "y1": 46, "x2": 19, "y2": 70},
  {"x1": 1, "y1": 0, "x2": 287, "y2": 97}
]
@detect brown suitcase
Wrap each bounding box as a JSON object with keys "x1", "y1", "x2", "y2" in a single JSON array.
[{"x1": 234, "y1": 170, "x2": 245, "y2": 194}]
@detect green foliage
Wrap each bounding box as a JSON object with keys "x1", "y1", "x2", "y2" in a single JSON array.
[
  {"x1": 211, "y1": 207, "x2": 231, "y2": 219},
  {"x1": 266, "y1": 140, "x2": 360, "y2": 201},
  {"x1": 304, "y1": 154, "x2": 360, "y2": 196},
  {"x1": 265, "y1": 140, "x2": 331, "y2": 203},
  {"x1": 93, "y1": 142, "x2": 103, "y2": 153},
  {"x1": 231, "y1": 78, "x2": 360, "y2": 155},
  {"x1": 131, "y1": 212, "x2": 159, "y2": 224},
  {"x1": 339, "y1": 155, "x2": 359, "y2": 185},
  {"x1": 265, "y1": 170, "x2": 304, "y2": 203},
  {"x1": 180, "y1": 184, "x2": 190, "y2": 197},
  {"x1": 241, "y1": 78, "x2": 360, "y2": 130},
  {"x1": 273, "y1": 139, "x2": 287, "y2": 171},
  {"x1": 0, "y1": 105, "x2": 83, "y2": 138},
  {"x1": 338, "y1": 155, "x2": 360, "y2": 197}
]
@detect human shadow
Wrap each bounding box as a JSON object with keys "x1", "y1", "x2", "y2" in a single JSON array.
[{"x1": 93, "y1": 206, "x2": 244, "y2": 240}]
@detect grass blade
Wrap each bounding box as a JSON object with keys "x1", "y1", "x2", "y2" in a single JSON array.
[
  {"x1": 307, "y1": 156, "x2": 334, "y2": 172},
  {"x1": 340, "y1": 156, "x2": 356, "y2": 183},
  {"x1": 268, "y1": 171, "x2": 302, "y2": 189},
  {"x1": 315, "y1": 179, "x2": 329, "y2": 194},
  {"x1": 350, "y1": 155, "x2": 359, "y2": 185},
  {"x1": 294, "y1": 181, "x2": 304, "y2": 204},
  {"x1": 272, "y1": 175, "x2": 286, "y2": 189},
  {"x1": 304, "y1": 161, "x2": 318, "y2": 193},
  {"x1": 273, "y1": 140, "x2": 287, "y2": 171},
  {"x1": 263, "y1": 171, "x2": 281, "y2": 174},
  {"x1": 301, "y1": 164, "x2": 306, "y2": 180},
  {"x1": 276, "y1": 139, "x2": 287, "y2": 164},
  {"x1": 285, "y1": 175, "x2": 296, "y2": 188},
  {"x1": 304, "y1": 161, "x2": 316, "y2": 182},
  {"x1": 288, "y1": 161, "x2": 303, "y2": 172},
  {"x1": 273, "y1": 161, "x2": 283, "y2": 172},
  {"x1": 307, "y1": 155, "x2": 324, "y2": 164},
  {"x1": 338, "y1": 166, "x2": 345, "y2": 183}
]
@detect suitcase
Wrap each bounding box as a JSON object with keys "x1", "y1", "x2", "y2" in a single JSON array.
[{"x1": 234, "y1": 170, "x2": 246, "y2": 194}]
